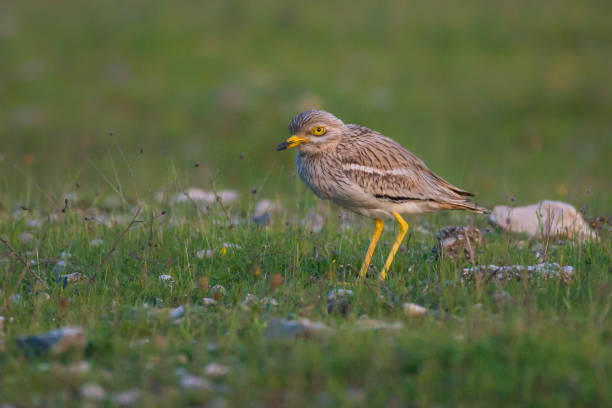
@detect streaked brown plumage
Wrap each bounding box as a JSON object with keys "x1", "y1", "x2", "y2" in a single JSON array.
[{"x1": 277, "y1": 110, "x2": 488, "y2": 280}]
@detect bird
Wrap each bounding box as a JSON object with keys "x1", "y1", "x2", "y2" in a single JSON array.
[{"x1": 276, "y1": 110, "x2": 488, "y2": 280}]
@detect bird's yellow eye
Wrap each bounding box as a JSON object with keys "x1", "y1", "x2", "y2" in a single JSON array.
[{"x1": 312, "y1": 126, "x2": 326, "y2": 136}]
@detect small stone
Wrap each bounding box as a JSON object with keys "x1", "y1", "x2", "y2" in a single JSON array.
[
  {"x1": 431, "y1": 226, "x2": 482, "y2": 261},
  {"x1": 242, "y1": 293, "x2": 258, "y2": 307},
  {"x1": 18, "y1": 232, "x2": 34, "y2": 244},
  {"x1": 204, "y1": 362, "x2": 230, "y2": 377},
  {"x1": 16, "y1": 326, "x2": 86, "y2": 356},
  {"x1": 254, "y1": 199, "x2": 282, "y2": 217},
  {"x1": 180, "y1": 374, "x2": 212, "y2": 390},
  {"x1": 169, "y1": 305, "x2": 185, "y2": 319},
  {"x1": 113, "y1": 388, "x2": 142, "y2": 406},
  {"x1": 355, "y1": 316, "x2": 403, "y2": 331},
  {"x1": 52, "y1": 260, "x2": 67, "y2": 275},
  {"x1": 158, "y1": 274, "x2": 173, "y2": 282},
  {"x1": 202, "y1": 297, "x2": 217, "y2": 306},
  {"x1": 90, "y1": 238, "x2": 104, "y2": 247},
  {"x1": 81, "y1": 383, "x2": 106, "y2": 400},
  {"x1": 403, "y1": 302, "x2": 428, "y2": 317},
  {"x1": 264, "y1": 318, "x2": 333, "y2": 339},
  {"x1": 252, "y1": 212, "x2": 271, "y2": 226},
  {"x1": 197, "y1": 249, "x2": 213, "y2": 259}
]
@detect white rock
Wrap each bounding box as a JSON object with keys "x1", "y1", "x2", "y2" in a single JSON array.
[
  {"x1": 254, "y1": 199, "x2": 282, "y2": 217},
  {"x1": 403, "y1": 303, "x2": 428, "y2": 317},
  {"x1": 81, "y1": 383, "x2": 106, "y2": 400},
  {"x1": 490, "y1": 200, "x2": 596, "y2": 241},
  {"x1": 196, "y1": 249, "x2": 213, "y2": 259},
  {"x1": 204, "y1": 362, "x2": 230, "y2": 377},
  {"x1": 173, "y1": 188, "x2": 238, "y2": 205},
  {"x1": 180, "y1": 374, "x2": 212, "y2": 390},
  {"x1": 202, "y1": 297, "x2": 217, "y2": 306},
  {"x1": 158, "y1": 274, "x2": 173, "y2": 282},
  {"x1": 90, "y1": 238, "x2": 104, "y2": 247}
]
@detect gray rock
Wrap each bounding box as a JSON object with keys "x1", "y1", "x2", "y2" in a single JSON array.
[
  {"x1": 17, "y1": 326, "x2": 86, "y2": 356},
  {"x1": 264, "y1": 318, "x2": 333, "y2": 339},
  {"x1": 204, "y1": 362, "x2": 230, "y2": 377},
  {"x1": 432, "y1": 226, "x2": 482, "y2": 261},
  {"x1": 113, "y1": 388, "x2": 141, "y2": 406},
  {"x1": 462, "y1": 263, "x2": 575, "y2": 283},
  {"x1": 169, "y1": 305, "x2": 185, "y2": 319},
  {"x1": 252, "y1": 211, "x2": 271, "y2": 226},
  {"x1": 180, "y1": 374, "x2": 212, "y2": 390}
]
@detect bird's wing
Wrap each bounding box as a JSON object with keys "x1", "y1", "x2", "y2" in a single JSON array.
[{"x1": 339, "y1": 125, "x2": 476, "y2": 206}]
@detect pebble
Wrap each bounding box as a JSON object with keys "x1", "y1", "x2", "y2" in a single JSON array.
[
  {"x1": 180, "y1": 374, "x2": 212, "y2": 390},
  {"x1": 242, "y1": 293, "x2": 258, "y2": 307},
  {"x1": 197, "y1": 249, "x2": 213, "y2": 259},
  {"x1": 202, "y1": 297, "x2": 218, "y2": 306},
  {"x1": 264, "y1": 318, "x2": 333, "y2": 339},
  {"x1": 89, "y1": 238, "x2": 104, "y2": 247},
  {"x1": 17, "y1": 326, "x2": 86, "y2": 356},
  {"x1": 158, "y1": 274, "x2": 173, "y2": 282},
  {"x1": 462, "y1": 263, "x2": 575, "y2": 283},
  {"x1": 204, "y1": 362, "x2": 230, "y2": 378},
  {"x1": 113, "y1": 389, "x2": 142, "y2": 406},
  {"x1": 211, "y1": 285, "x2": 226, "y2": 296},
  {"x1": 169, "y1": 305, "x2": 185, "y2": 319},
  {"x1": 355, "y1": 316, "x2": 403, "y2": 331},
  {"x1": 81, "y1": 383, "x2": 106, "y2": 400},
  {"x1": 403, "y1": 303, "x2": 428, "y2": 317}
]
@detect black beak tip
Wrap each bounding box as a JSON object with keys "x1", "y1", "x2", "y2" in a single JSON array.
[{"x1": 276, "y1": 141, "x2": 288, "y2": 151}]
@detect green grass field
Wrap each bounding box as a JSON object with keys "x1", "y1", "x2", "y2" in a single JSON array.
[{"x1": 1, "y1": 1, "x2": 611, "y2": 406}]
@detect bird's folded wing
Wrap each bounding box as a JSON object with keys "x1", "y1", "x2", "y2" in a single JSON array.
[{"x1": 339, "y1": 130, "x2": 473, "y2": 203}]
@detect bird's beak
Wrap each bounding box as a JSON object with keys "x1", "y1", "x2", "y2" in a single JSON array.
[{"x1": 276, "y1": 135, "x2": 309, "y2": 151}]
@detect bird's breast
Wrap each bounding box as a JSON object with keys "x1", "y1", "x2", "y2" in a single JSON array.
[{"x1": 296, "y1": 153, "x2": 342, "y2": 200}]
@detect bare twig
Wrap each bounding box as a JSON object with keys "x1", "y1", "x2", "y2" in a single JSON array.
[
  {"x1": 0, "y1": 237, "x2": 48, "y2": 288},
  {"x1": 90, "y1": 206, "x2": 143, "y2": 281}
]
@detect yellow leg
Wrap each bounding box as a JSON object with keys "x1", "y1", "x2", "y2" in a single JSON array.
[
  {"x1": 358, "y1": 219, "x2": 384, "y2": 279},
  {"x1": 379, "y1": 212, "x2": 409, "y2": 281}
]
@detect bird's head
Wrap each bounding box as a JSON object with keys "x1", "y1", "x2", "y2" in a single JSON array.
[{"x1": 276, "y1": 110, "x2": 346, "y2": 154}]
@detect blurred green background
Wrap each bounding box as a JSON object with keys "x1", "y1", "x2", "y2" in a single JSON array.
[{"x1": 1, "y1": 0, "x2": 611, "y2": 210}]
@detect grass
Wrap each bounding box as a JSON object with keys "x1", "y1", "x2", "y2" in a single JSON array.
[{"x1": 0, "y1": 0, "x2": 611, "y2": 406}]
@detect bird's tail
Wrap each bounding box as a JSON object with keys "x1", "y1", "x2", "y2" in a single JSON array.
[{"x1": 444, "y1": 200, "x2": 490, "y2": 214}]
